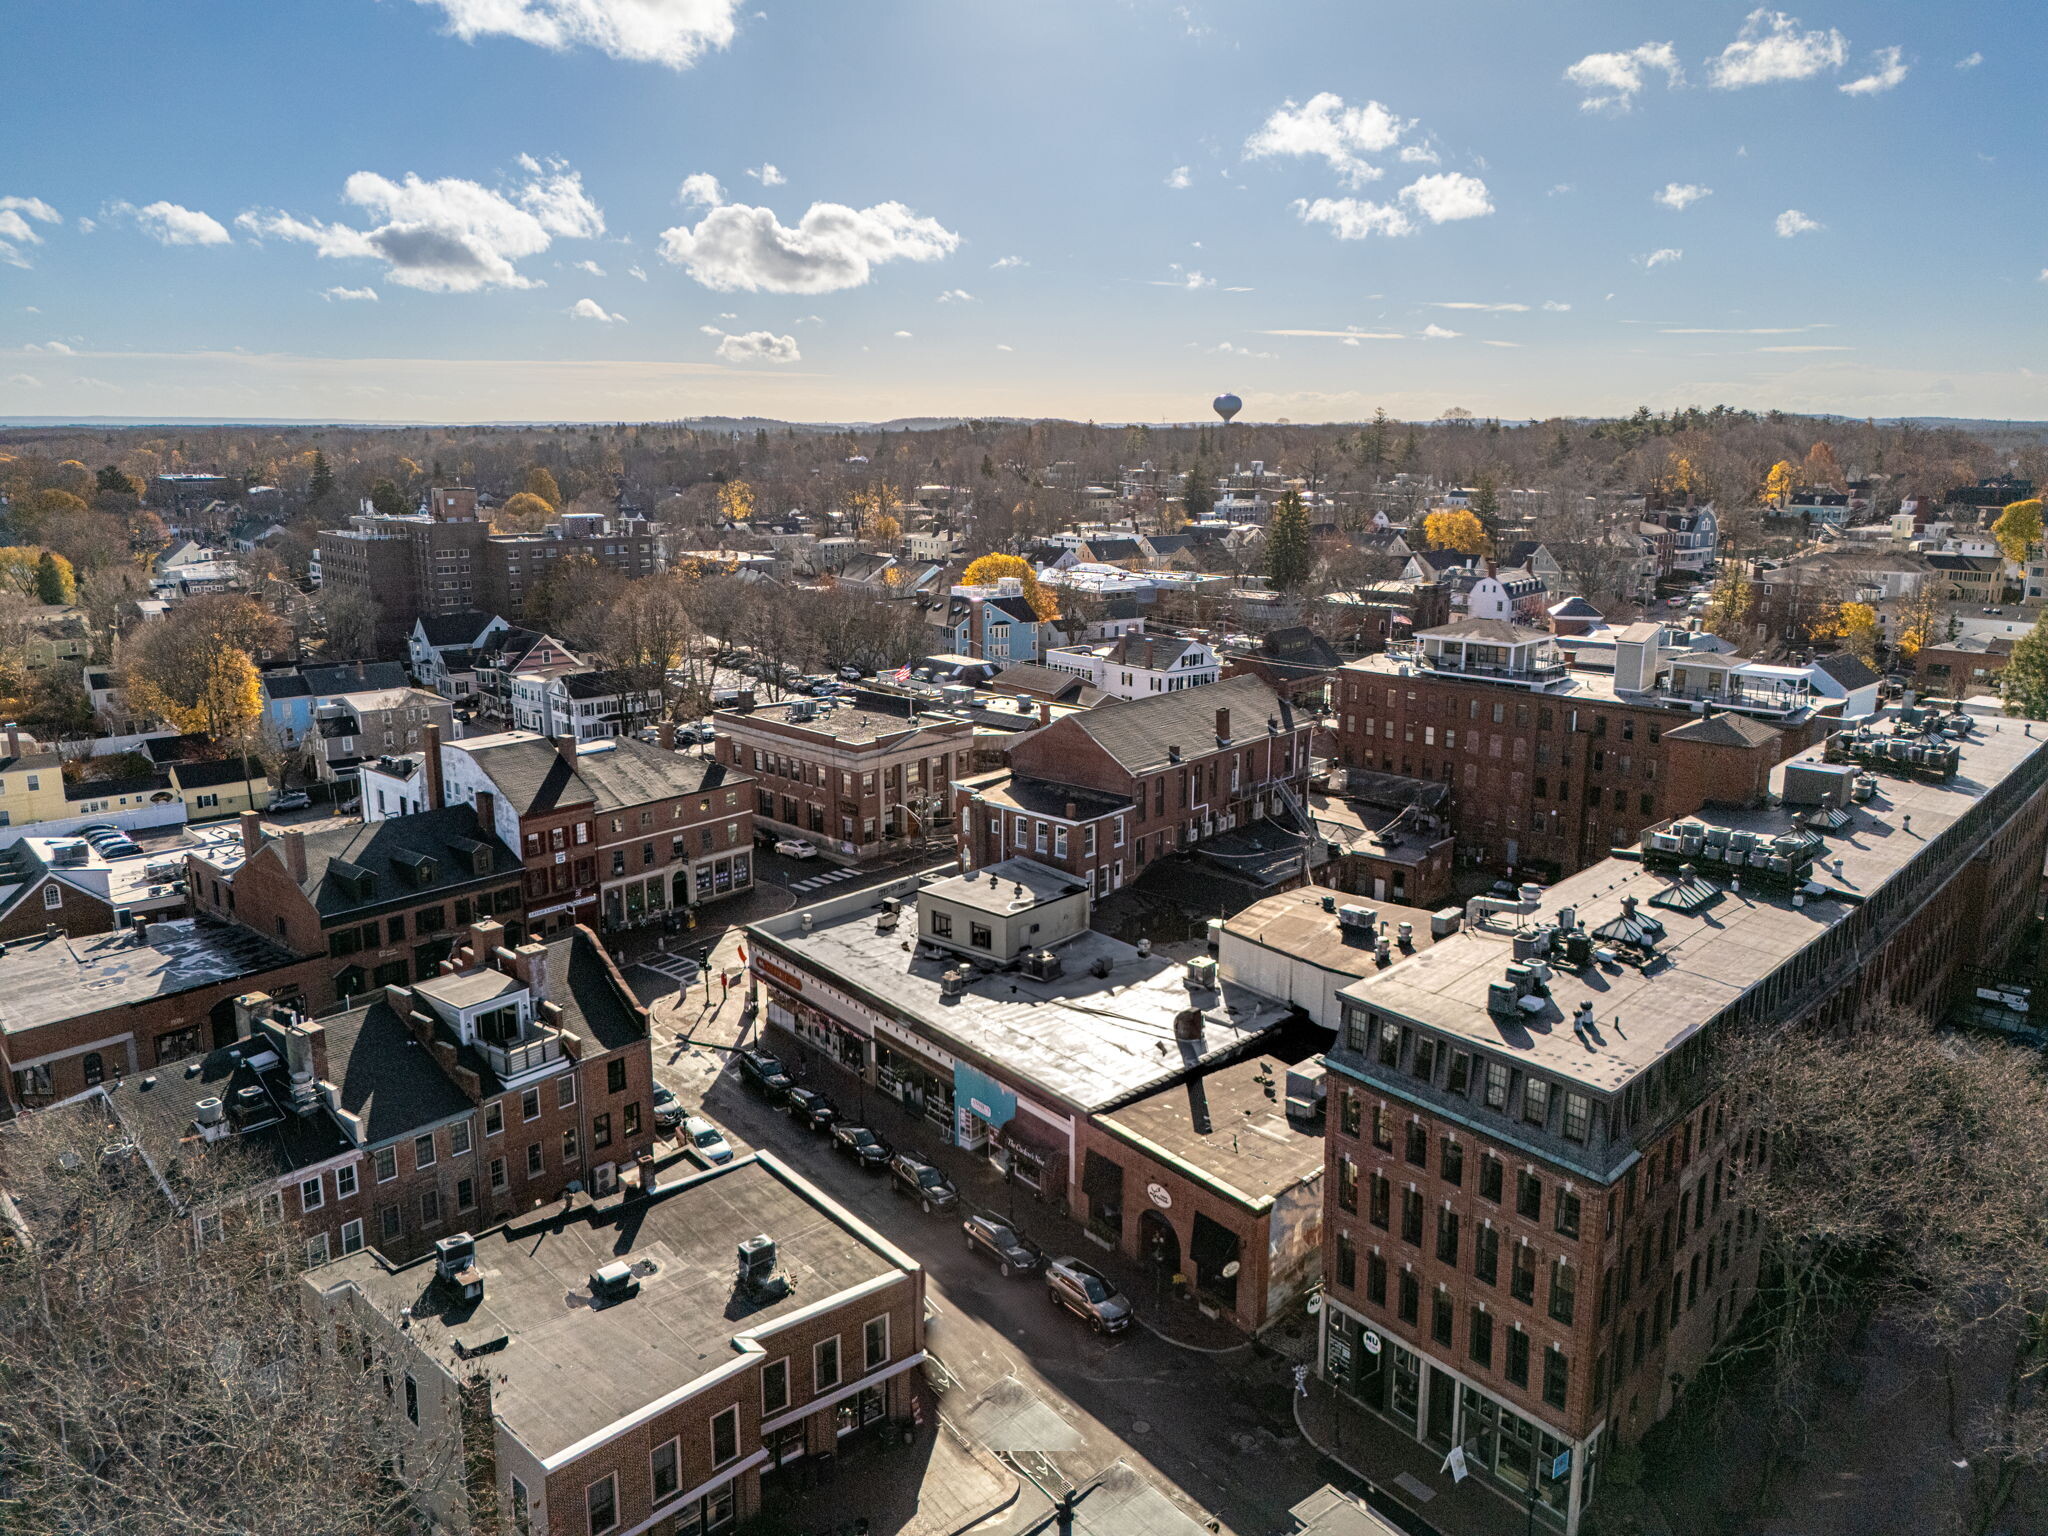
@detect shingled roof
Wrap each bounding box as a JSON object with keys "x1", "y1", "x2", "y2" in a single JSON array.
[
  {"x1": 1068, "y1": 672, "x2": 1294, "y2": 774},
  {"x1": 1661, "y1": 711, "x2": 1783, "y2": 749}
]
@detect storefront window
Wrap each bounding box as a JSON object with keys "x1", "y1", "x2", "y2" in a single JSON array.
[{"x1": 834, "y1": 1384, "x2": 885, "y2": 1437}]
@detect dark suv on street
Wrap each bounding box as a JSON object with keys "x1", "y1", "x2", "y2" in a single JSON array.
[
  {"x1": 961, "y1": 1212, "x2": 1040, "y2": 1277},
  {"x1": 1044, "y1": 1256, "x2": 1133, "y2": 1334},
  {"x1": 887, "y1": 1151, "x2": 958, "y2": 1213},
  {"x1": 736, "y1": 1048, "x2": 793, "y2": 1100},
  {"x1": 784, "y1": 1087, "x2": 839, "y2": 1132}
]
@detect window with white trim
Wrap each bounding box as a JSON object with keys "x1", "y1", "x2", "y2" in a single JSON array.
[
  {"x1": 585, "y1": 1473, "x2": 618, "y2": 1535},
  {"x1": 299, "y1": 1176, "x2": 324, "y2": 1213},
  {"x1": 335, "y1": 1163, "x2": 358, "y2": 1199},
  {"x1": 340, "y1": 1218, "x2": 365, "y2": 1255},
  {"x1": 814, "y1": 1334, "x2": 841, "y2": 1393},
  {"x1": 710, "y1": 1403, "x2": 740, "y2": 1467},
  {"x1": 864, "y1": 1314, "x2": 890, "y2": 1370}
]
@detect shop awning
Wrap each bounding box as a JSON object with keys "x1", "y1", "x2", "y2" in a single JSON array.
[
  {"x1": 1081, "y1": 1151, "x2": 1125, "y2": 1205},
  {"x1": 1190, "y1": 1211, "x2": 1240, "y2": 1270}
]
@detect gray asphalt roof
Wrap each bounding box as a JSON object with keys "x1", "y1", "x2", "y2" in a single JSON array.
[
  {"x1": 290, "y1": 806, "x2": 519, "y2": 919},
  {"x1": 571, "y1": 737, "x2": 737, "y2": 811},
  {"x1": 0, "y1": 920, "x2": 298, "y2": 1037},
  {"x1": 1065, "y1": 673, "x2": 1294, "y2": 775}
]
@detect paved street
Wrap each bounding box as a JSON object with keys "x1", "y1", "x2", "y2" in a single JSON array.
[{"x1": 636, "y1": 938, "x2": 1354, "y2": 1536}]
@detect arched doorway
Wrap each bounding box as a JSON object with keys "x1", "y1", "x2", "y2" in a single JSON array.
[{"x1": 1138, "y1": 1209, "x2": 1180, "y2": 1308}]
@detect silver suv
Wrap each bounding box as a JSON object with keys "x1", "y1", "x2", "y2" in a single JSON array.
[{"x1": 1044, "y1": 1256, "x2": 1133, "y2": 1334}]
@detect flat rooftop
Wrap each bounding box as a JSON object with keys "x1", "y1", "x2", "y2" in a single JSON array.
[
  {"x1": 317, "y1": 1155, "x2": 914, "y2": 1463},
  {"x1": 923, "y1": 857, "x2": 1086, "y2": 915},
  {"x1": 712, "y1": 698, "x2": 962, "y2": 747},
  {"x1": 1226, "y1": 886, "x2": 1441, "y2": 979},
  {"x1": 753, "y1": 888, "x2": 1292, "y2": 1115},
  {"x1": 0, "y1": 919, "x2": 297, "y2": 1037},
  {"x1": 1340, "y1": 712, "x2": 2048, "y2": 1093}
]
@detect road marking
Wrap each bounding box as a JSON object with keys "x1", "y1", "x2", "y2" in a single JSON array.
[
  {"x1": 636, "y1": 954, "x2": 704, "y2": 984},
  {"x1": 788, "y1": 867, "x2": 860, "y2": 892}
]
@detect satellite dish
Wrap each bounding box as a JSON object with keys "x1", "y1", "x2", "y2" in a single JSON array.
[{"x1": 1212, "y1": 392, "x2": 1242, "y2": 425}]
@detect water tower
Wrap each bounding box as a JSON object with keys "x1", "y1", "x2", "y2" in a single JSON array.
[{"x1": 1212, "y1": 392, "x2": 1242, "y2": 425}]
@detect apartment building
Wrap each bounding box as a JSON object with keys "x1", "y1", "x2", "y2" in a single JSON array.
[
  {"x1": 1042, "y1": 632, "x2": 1222, "y2": 701},
  {"x1": 953, "y1": 672, "x2": 1314, "y2": 899},
  {"x1": 187, "y1": 806, "x2": 526, "y2": 1008},
  {"x1": 309, "y1": 1152, "x2": 926, "y2": 1536},
  {"x1": 101, "y1": 921, "x2": 658, "y2": 1267},
  {"x1": 1316, "y1": 706, "x2": 2048, "y2": 1533},
  {"x1": 1331, "y1": 621, "x2": 1845, "y2": 879},
  {"x1": 714, "y1": 694, "x2": 974, "y2": 865},
  {"x1": 520, "y1": 666, "x2": 665, "y2": 742}
]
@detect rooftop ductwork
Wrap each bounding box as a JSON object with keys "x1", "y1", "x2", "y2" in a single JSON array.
[{"x1": 1465, "y1": 883, "x2": 1544, "y2": 932}]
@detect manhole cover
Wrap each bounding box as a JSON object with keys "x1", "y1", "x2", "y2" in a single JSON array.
[{"x1": 1131, "y1": 1420, "x2": 1150, "y2": 1434}]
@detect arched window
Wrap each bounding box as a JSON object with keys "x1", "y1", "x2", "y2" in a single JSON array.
[{"x1": 81, "y1": 1052, "x2": 104, "y2": 1087}]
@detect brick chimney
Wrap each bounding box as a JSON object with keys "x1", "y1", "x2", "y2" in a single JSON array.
[
  {"x1": 1215, "y1": 706, "x2": 1231, "y2": 743},
  {"x1": 509, "y1": 939, "x2": 551, "y2": 1000},
  {"x1": 467, "y1": 917, "x2": 505, "y2": 964},
  {"x1": 554, "y1": 733, "x2": 577, "y2": 766},
  {"x1": 423, "y1": 722, "x2": 444, "y2": 810},
  {"x1": 3, "y1": 723, "x2": 18, "y2": 758},
  {"x1": 659, "y1": 721, "x2": 677, "y2": 751},
  {"x1": 1038, "y1": 701, "x2": 1052, "y2": 726},
  {"x1": 280, "y1": 829, "x2": 307, "y2": 883},
  {"x1": 474, "y1": 788, "x2": 496, "y2": 834},
  {"x1": 239, "y1": 810, "x2": 263, "y2": 857}
]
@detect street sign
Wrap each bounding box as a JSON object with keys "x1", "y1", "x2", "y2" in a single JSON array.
[
  {"x1": 1551, "y1": 1449, "x2": 1572, "y2": 1482},
  {"x1": 1360, "y1": 1328, "x2": 1382, "y2": 1356}
]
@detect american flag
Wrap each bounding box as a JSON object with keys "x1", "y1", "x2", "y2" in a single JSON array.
[{"x1": 890, "y1": 664, "x2": 913, "y2": 682}]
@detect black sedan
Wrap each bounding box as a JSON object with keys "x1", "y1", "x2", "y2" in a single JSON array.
[
  {"x1": 784, "y1": 1087, "x2": 840, "y2": 1132},
  {"x1": 736, "y1": 1048, "x2": 794, "y2": 1100},
  {"x1": 962, "y1": 1213, "x2": 1041, "y2": 1277},
  {"x1": 831, "y1": 1124, "x2": 893, "y2": 1170}
]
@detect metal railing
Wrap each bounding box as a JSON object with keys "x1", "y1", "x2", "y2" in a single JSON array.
[{"x1": 478, "y1": 1027, "x2": 562, "y2": 1078}]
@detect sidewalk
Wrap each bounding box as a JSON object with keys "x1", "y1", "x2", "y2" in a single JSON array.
[
  {"x1": 757, "y1": 1381, "x2": 1018, "y2": 1536},
  {"x1": 1293, "y1": 1377, "x2": 1533, "y2": 1536},
  {"x1": 772, "y1": 1035, "x2": 1251, "y2": 1355}
]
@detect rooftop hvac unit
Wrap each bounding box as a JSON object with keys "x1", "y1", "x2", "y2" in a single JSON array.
[
  {"x1": 737, "y1": 1234, "x2": 777, "y2": 1285},
  {"x1": 1184, "y1": 955, "x2": 1218, "y2": 991},
  {"x1": 435, "y1": 1234, "x2": 484, "y2": 1302},
  {"x1": 1337, "y1": 904, "x2": 1376, "y2": 930},
  {"x1": 1021, "y1": 948, "x2": 1064, "y2": 982},
  {"x1": 940, "y1": 969, "x2": 966, "y2": 999},
  {"x1": 589, "y1": 1261, "x2": 639, "y2": 1303},
  {"x1": 1285, "y1": 1062, "x2": 1328, "y2": 1121},
  {"x1": 50, "y1": 840, "x2": 88, "y2": 867},
  {"x1": 1430, "y1": 907, "x2": 1463, "y2": 937}
]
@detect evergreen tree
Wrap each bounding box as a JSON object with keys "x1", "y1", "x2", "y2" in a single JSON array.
[
  {"x1": 367, "y1": 479, "x2": 410, "y2": 518},
  {"x1": 32, "y1": 550, "x2": 71, "y2": 606},
  {"x1": 1182, "y1": 458, "x2": 1214, "y2": 523},
  {"x1": 308, "y1": 450, "x2": 334, "y2": 503},
  {"x1": 94, "y1": 465, "x2": 136, "y2": 498},
  {"x1": 1264, "y1": 488, "x2": 1314, "y2": 591},
  {"x1": 2003, "y1": 612, "x2": 2048, "y2": 720}
]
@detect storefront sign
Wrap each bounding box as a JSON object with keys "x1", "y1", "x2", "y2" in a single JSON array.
[
  {"x1": 953, "y1": 1062, "x2": 1017, "y2": 1130},
  {"x1": 757, "y1": 957, "x2": 806, "y2": 994},
  {"x1": 1444, "y1": 1446, "x2": 1469, "y2": 1484},
  {"x1": 528, "y1": 896, "x2": 595, "y2": 920},
  {"x1": 1550, "y1": 1449, "x2": 1571, "y2": 1482},
  {"x1": 1361, "y1": 1328, "x2": 1383, "y2": 1356},
  {"x1": 969, "y1": 1098, "x2": 994, "y2": 1119},
  {"x1": 1146, "y1": 1182, "x2": 1172, "y2": 1209}
]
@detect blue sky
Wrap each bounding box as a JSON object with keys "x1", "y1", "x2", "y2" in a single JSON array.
[{"x1": 1, "y1": 1, "x2": 2038, "y2": 424}]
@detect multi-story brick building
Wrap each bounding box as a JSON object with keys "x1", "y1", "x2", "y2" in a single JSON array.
[
  {"x1": 715, "y1": 694, "x2": 974, "y2": 865},
  {"x1": 188, "y1": 806, "x2": 525, "y2": 1008},
  {"x1": 1332, "y1": 620, "x2": 1847, "y2": 880},
  {"x1": 310, "y1": 1152, "x2": 926, "y2": 1536},
  {"x1": 101, "y1": 919, "x2": 657, "y2": 1269},
  {"x1": 1316, "y1": 706, "x2": 2048, "y2": 1532},
  {"x1": 954, "y1": 672, "x2": 1314, "y2": 899}
]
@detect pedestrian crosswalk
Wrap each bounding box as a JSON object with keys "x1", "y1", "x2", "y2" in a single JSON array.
[
  {"x1": 636, "y1": 952, "x2": 704, "y2": 986},
  {"x1": 787, "y1": 866, "x2": 860, "y2": 894}
]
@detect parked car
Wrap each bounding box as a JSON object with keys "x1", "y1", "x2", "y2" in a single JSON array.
[
  {"x1": 681, "y1": 1115, "x2": 734, "y2": 1166},
  {"x1": 961, "y1": 1212, "x2": 1040, "y2": 1277},
  {"x1": 831, "y1": 1124, "x2": 893, "y2": 1169},
  {"x1": 784, "y1": 1087, "x2": 840, "y2": 1132},
  {"x1": 888, "y1": 1152, "x2": 958, "y2": 1212},
  {"x1": 775, "y1": 837, "x2": 819, "y2": 859},
  {"x1": 1044, "y1": 1256, "x2": 1133, "y2": 1333},
  {"x1": 677, "y1": 721, "x2": 716, "y2": 744},
  {"x1": 651, "y1": 1084, "x2": 686, "y2": 1131},
  {"x1": 269, "y1": 791, "x2": 310, "y2": 811},
  {"x1": 838, "y1": 665, "x2": 863, "y2": 680},
  {"x1": 736, "y1": 1048, "x2": 794, "y2": 1099}
]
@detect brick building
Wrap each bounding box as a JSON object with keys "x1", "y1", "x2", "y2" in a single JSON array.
[
  {"x1": 1316, "y1": 708, "x2": 2048, "y2": 1532},
  {"x1": 101, "y1": 920, "x2": 657, "y2": 1268},
  {"x1": 1332, "y1": 621, "x2": 1836, "y2": 880},
  {"x1": 312, "y1": 1152, "x2": 926, "y2": 1536},
  {"x1": 187, "y1": 806, "x2": 525, "y2": 1008},
  {"x1": 714, "y1": 694, "x2": 974, "y2": 865},
  {"x1": 954, "y1": 672, "x2": 1315, "y2": 899}
]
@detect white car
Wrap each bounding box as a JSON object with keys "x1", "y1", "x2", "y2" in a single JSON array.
[
  {"x1": 682, "y1": 1116, "x2": 735, "y2": 1166},
  {"x1": 775, "y1": 838, "x2": 819, "y2": 859}
]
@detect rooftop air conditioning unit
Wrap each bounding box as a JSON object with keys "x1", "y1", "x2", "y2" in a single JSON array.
[
  {"x1": 1337, "y1": 904, "x2": 1376, "y2": 930},
  {"x1": 1184, "y1": 955, "x2": 1218, "y2": 991},
  {"x1": 1021, "y1": 948, "x2": 1064, "y2": 982},
  {"x1": 589, "y1": 1261, "x2": 639, "y2": 1303}
]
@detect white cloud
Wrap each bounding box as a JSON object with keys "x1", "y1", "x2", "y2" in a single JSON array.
[
  {"x1": 322, "y1": 285, "x2": 379, "y2": 301},
  {"x1": 746, "y1": 163, "x2": 786, "y2": 186},
  {"x1": 1775, "y1": 208, "x2": 1823, "y2": 237},
  {"x1": 995, "y1": 344, "x2": 1013, "y2": 352},
  {"x1": 990, "y1": 255, "x2": 1026, "y2": 269},
  {"x1": 1479, "y1": 340, "x2": 1520, "y2": 349},
  {"x1": 1401, "y1": 173, "x2": 1492, "y2": 223},
  {"x1": 936, "y1": 288, "x2": 974, "y2": 303},
  {"x1": 239, "y1": 159, "x2": 603, "y2": 293},
  {"x1": 1542, "y1": 300, "x2": 1572, "y2": 312},
  {"x1": 1428, "y1": 301, "x2": 1528, "y2": 312},
  {"x1": 1564, "y1": 42, "x2": 1682, "y2": 111},
  {"x1": 678, "y1": 173, "x2": 725, "y2": 207},
  {"x1": 1420, "y1": 324, "x2": 1460, "y2": 340},
  {"x1": 1244, "y1": 93, "x2": 1410, "y2": 186},
  {"x1": 658, "y1": 196, "x2": 959, "y2": 293},
  {"x1": 1398, "y1": 143, "x2": 1440, "y2": 166},
  {"x1": 0, "y1": 195, "x2": 61, "y2": 263},
  {"x1": 1207, "y1": 341, "x2": 1277, "y2": 359},
  {"x1": 1708, "y1": 10, "x2": 1847, "y2": 89},
  {"x1": 1260, "y1": 327, "x2": 1403, "y2": 340},
  {"x1": 627, "y1": 264, "x2": 648, "y2": 280},
  {"x1": 126, "y1": 200, "x2": 232, "y2": 246},
  {"x1": 1149, "y1": 265, "x2": 1215, "y2": 289},
  {"x1": 711, "y1": 328, "x2": 799, "y2": 363},
  {"x1": 24, "y1": 340, "x2": 75, "y2": 355},
  {"x1": 1295, "y1": 198, "x2": 1413, "y2": 240},
  {"x1": 1642, "y1": 247, "x2": 1683, "y2": 269},
  {"x1": 1956, "y1": 52, "x2": 1983, "y2": 70},
  {"x1": 573, "y1": 258, "x2": 606, "y2": 276},
  {"x1": 1165, "y1": 166, "x2": 1193, "y2": 190},
  {"x1": 1295, "y1": 169, "x2": 1492, "y2": 240},
  {"x1": 3, "y1": 374, "x2": 40, "y2": 389},
  {"x1": 407, "y1": 0, "x2": 741, "y2": 69},
  {"x1": 1840, "y1": 45, "x2": 1907, "y2": 95},
  {"x1": 569, "y1": 297, "x2": 624, "y2": 322},
  {"x1": 892, "y1": 330, "x2": 912, "y2": 338},
  {"x1": 1655, "y1": 182, "x2": 1712, "y2": 211}
]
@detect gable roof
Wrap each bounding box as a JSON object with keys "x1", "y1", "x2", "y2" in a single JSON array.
[
  {"x1": 296, "y1": 661, "x2": 409, "y2": 696},
  {"x1": 1067, "y1": 672, "x2": 1293, "y2": 774},
  {"x1": 451, "y1": 735, "x2": 596, "y2": 814},
  {"x1": 989, "y1": 663, "x2": 1092, "y2": 702},
  {"x1": 1103, "y1": 633, "x2": 1201, "y2": 670},
  {"x1": 1256, "y1": 626, "x2": 1342, "y2": 667},
  {"x1": 280, "y1": 805, "x2": 518, "y2": 918},
  {"x1": 1809, "y1": 651, "x2": 1880, "y2": 690},
  {"x1": 414, "y1": 610, "x2": 503, "y2": 648},
  {"x1": 1662, "y1": 712, "x2": 1783, "y2": 749},
  {"x1": 555, "y1": 667, "x2": 651, "y2": 700},
  {"x1": 570, "y1": 737, "x2": 735, "y2": 811}
]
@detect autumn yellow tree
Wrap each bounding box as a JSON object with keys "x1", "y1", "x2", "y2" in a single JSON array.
[
  {"x1": 494, "y1": 492, "x2": 555, "y2": 532},
  {"x1": 1810, "y1": 601, "x2": 1880, "y2": 665},
  {"x1": 961, "y1": 552, "x2": 1059, "y2": 621},
  {"x1": 1664, "y1": 453, "x2": 1705, "y2": 503},
  {"x1": 1421, "y1": 508, "x2": 1489, "y2": 557},
  {"x1": 128, "y1": 648, "x2": 263, "y2": 740},
  {"x1": 1802, "y1": 440, "x2": 1842, "y2": 490},
  {"x1": 6, "y1": 489, "x2": 88, "y2": 546},
  {"x1": 1762, "y1": 461, "x2": 1795, "y2": 508},
  {"x1": 523, "y1": 466, "x2": 561, "y2": 509},
  {"x1": 1992, "y1": 499, "x2": 2043, "y2": 565},
  {"x1": 717, "y1": 480, "x2": 756, "y2": 523},
  {"x1": 119, "y1": 594, "x2": 286, "y2": 743},
  {"x1": 1701, "y1": 570, "x2": 1755, "y2": 640},
  {"x1": 1893, "y1": 585, "x2": 1944, "y2": 664}
]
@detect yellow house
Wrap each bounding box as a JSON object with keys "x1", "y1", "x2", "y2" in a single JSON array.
[
  {"x1": 0, "y1": 746, "x2": 70, "y2": 830},
  {"x1": 23, "y1": 613, "x2": 92, "y2": 674},
  {"x1": 168, "y1": 758, "x2": 274, "y2": 820}
]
